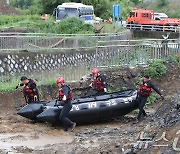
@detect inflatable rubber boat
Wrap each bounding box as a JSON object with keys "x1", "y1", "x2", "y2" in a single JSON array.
[{"x1": 18, "y1": 89, "x2": 138, "y2": 124}]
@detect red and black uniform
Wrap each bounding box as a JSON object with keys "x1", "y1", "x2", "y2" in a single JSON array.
[
  {"x1": 137, "y1": 80, "x2": 162, "y2": 120},
  {"x1": 93, "y1": 74, "x2": 107, "y2": 95},
  {"x1": 58, "y1": 85, "x2": 74, "y2": 131},
  {"x1": 22, "y1": 79, "x2": 39, "y2": 104},
  {"x1": 59, "y1": 85, "x2": 72, "y2": 101}
]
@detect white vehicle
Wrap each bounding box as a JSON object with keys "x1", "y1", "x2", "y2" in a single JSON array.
[
  {"x1": 154, "y1": 12, "x2": 168, "y2": 20},
  {"x1": 94, "y1": 17, "x2": 102, "y2": 24},
  {"x1": 54, "y1": 2, "x2": 94, "y2": 24}
]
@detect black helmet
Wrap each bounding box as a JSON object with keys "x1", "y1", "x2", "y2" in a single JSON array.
[
  {"x1": 144, "y1": 75, "x2": 150, "y2": 79},
  {"x1": 20, "y1": 76, "x2": 28, "y2": 81}
]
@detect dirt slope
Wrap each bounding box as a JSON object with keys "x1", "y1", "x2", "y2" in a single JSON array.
[{"x1": 0, "y1": 0, "x2": 20, "y2": 15}]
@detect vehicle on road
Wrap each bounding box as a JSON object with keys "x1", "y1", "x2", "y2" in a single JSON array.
[
  {"x1": 54, "y1": 2, "x2": 94, "y2": 24},
  {"x1": 126, "y1": 8, "x2": 180, "y2": 26}
]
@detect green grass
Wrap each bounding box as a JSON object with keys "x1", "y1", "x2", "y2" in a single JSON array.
[
  {"x1": 0, "y1": 76, "x2": 56, "y2": 92},
  {"x1": 0, "y1": 14, "x2": 126, "y2": 34},
  {"x1": 0, "y1": 15, "x2": 40, "y2": 28},
  {"x1": 146, "y1": 93, "x2": 157, "y2": 108},
  {"x1": 94, "y1": 23, "x2": 125, "y2": 34},
  {"x1": 168, "y1": 55, "x2": 180, "y2": 63},
  {"x1": 0, "y1": 16, "x2": 94, "y2": 34},
  {"x1": 0, "y1": 78, "x2": 19, "y2": 92},
  {"x1": 0, "y1": 65, "x2": 91, "y2": 92},
  {"x1": 38, "y1": 78, "x2": 56, "y2": 87}
]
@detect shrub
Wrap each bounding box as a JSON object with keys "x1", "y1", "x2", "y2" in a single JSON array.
[
  {"x1": 29, "y1": 17, "x2": 92, "y2": 34},
  {"x1": 168, "y1": 56, "x2": 180, "y2": 63},
  {"x1": 144, "y1": 60, "x2": 167, "y2": 79},
  {"x1": 0, "y1": 15, "x2": 40, "y2": 26},
  {"x1": 157, "y1": 0, "x2": 168, "y2": 8},
  {"x1": 146, "y1": 93, "x2": 157, "y2": 108},
  {"x1": 56, "y1": 17, "x2": 94, "y2": 34},
  {"x1": 0, "y1": 15, "x2": 94, "y2": 34},
  {"x1": 135, "y1": 77, "x2": 143, "y2": 88}
]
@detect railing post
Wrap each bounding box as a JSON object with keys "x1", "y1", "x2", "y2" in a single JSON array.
[
  {"x1": 95, "y1": 37, "x2": 98, "y2": 68},
  {"x1": 152, "y1": 26, "x2": 154, "y2": 31},
  {"x1": 141, "y1": 25, "x2": 143, "y2": 30}
]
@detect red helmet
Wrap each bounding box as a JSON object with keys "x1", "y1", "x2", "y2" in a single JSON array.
[
  {"x1": 56, "y1": 77, "x2": 64, "y2": 84},
  {"x1": 92, "y1": 68, "x2": 99, "y2": 75}
]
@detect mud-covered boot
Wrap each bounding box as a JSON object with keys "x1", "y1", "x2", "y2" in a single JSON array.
[
  {"x1": 70, "y1": 122, "x2": 76, "y2": 131},
  {"x1": 133, "y1": 118, "x2": 139, "y2": 124}
]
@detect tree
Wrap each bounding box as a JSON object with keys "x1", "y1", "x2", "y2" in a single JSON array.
[
  {"x1": 81, "y1": 0, "x2": 111, "y2": 18},
  {"x1": 10, "y1": 0, "x2": 35, "y2": 9},
  {"x1": 10, "y1": 0, "x2": 134, "y2": 19},
  {"x1": 130, "y1": 0, "x2": 141, "y2": 5},
  {"x1": 35, "y1": 0, "x2": 111, "y2": 18},
  {"x1": 157, "y1": 0, "x2": 168, "y2": 7},
  {"x1": 36, "y1": 0, "x2": 70, "y2": 14}
]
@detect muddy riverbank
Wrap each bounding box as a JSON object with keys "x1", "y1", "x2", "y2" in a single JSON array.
[{"x1": 0, "y1": 62, "x2": 179, "y2": 154}]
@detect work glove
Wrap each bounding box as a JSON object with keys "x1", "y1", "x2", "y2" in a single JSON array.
[
  {"x1": 54, "y1": 100, "x2": 64, "y2": 106},
  {"x1": 89, "y1": 83, "x2": 93, "y2": 88},
  {"x1": 34, "y1": 95, "x2": 38, "y2": 102},
  {"x1": 15, "y1": 83, "x2": 24, "y2": 89},
  {"x1": 15, "y1": 83, "x2": 21, "y2": 89},
  {"x1": 62, "y1": 95, "x2": 67, "y2": 101},
  {"x1": 54, "y1": 100, "x2": 59, "y2": 106}
]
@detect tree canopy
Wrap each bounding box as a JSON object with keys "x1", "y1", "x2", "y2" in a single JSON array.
[
  {"x1": 10, "y1": 0, "x2": 136, "y2": 19},
  {"x1": 10, "y1": 0, "x2": 179, "y2": 19}
]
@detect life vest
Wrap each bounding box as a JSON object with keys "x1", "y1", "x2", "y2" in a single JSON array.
[
  {"x1": 59, "y1": 85, "x2": 72, "y2": 101},
  {"x1": 93, "y1": 75, "x2": 105, "y2": 91},
  {"x1": 138, "y1": 82, "x2": 151, "y2": 96},
  {"x1": 23, "y1": 80, "x2": 36, "y2": 98}
]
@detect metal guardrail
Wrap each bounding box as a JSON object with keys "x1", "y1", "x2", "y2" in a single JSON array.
[
  {"x1": 98, "y1": 39, "x2": 179, "y2": 45},
  {"x1": 0, "y1": 32, "x2": 125, "y2": 36},
  {"x1": 126, "y1": 24, "x2": 180, "y2": 32},
  {"x1": 0, "y1": 32, "x2": 131, "y2": 50},
  {"x1": 96, "y1": 39, "x2": 179, "y2": 67},
  {"x1": 0, "y1": 37, "x2": 179, "y2": 89},
  {"x1": 1, "y1": 32, "x2": 178, "y2": 51}
]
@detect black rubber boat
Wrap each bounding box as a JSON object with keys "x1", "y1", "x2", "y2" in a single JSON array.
[
  {"x1": 18, "y1": 89, "x2": 138, "y2": 124},
  {"x1": 17, "y1": 100, "x2": 57, "y2": 120}
]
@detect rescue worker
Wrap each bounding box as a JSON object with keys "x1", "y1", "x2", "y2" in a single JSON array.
[
  {"x1": 134, "y1": 75, "x2": 164, "y2": 123},
  {"x1": 109, "y1": 17, "x2": 113, "y2": 24},
  {"x1": 56, "y1": 77, "x2": 76, "y2": 131},
  {"x1": 91, "y1": 68, "x2": 107, "y2": 95},
  {"x1": 16, "y1": 76, "x2": 39, "y2": 104}
]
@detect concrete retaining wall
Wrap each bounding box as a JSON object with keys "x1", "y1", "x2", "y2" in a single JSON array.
[
  {"x1": 0, "y1": 49, "x2": 97, "y2": 76},
  {"x1": 132, "y1": 30, "x2": 179, "y2": 39}
]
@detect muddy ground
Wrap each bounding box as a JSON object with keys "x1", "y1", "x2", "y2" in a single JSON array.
[
  {"x1": 0, "y1": 62, "x2": 179, "y2": 154},
  {"x1": 0, "y1": 1, "x2": 19, "y2": 15}
]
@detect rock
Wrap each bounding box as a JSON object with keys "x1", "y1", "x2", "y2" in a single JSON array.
[
  {"x1": 122, "y1": 148, "x2": 134, "y2": 154},
  {"x1": 90, "y1": 140, "x2": 94, "y2": 144},
  {"x1": 115, "y1": 143, "x2": 120, "y2": 148},
  {"x1": 176, "y1": 102, "x2": 180, "y2": 109},
  {"x1": 160, "y1": 118, "x2": 165, "y2": 128},
  {"x1": 122, "y1": 77, "x2": 129, "y2": 83}
]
